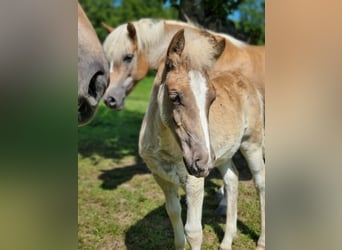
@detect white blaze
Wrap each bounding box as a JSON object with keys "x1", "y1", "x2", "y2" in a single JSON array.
[
  {"x1": 188, "y1": 70, "x2": 212, "y2": 162},
  {"x1": 110, "y1": 60, "x2": 114, "y2": 73}
]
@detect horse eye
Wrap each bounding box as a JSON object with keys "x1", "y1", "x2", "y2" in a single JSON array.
[{"x1": 123, "y1": 54, "x2": 134, "y2": 63}]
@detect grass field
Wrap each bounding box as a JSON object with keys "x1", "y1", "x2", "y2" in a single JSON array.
[{"x1": 78, "y1": 76, "x2": 261, "y2": 249}]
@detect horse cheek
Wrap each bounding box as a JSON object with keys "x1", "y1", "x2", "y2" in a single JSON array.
[{"x1": 133, "y1": 53, "x2": 149, "y2": 80}]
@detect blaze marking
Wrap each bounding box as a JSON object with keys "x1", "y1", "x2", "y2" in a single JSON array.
[
  {"x1": 110, "y1": 60, "x2": 114, "y2": 73},
  {"x1": 188, "y1": 70, "x2": 211, "y2": 162}
]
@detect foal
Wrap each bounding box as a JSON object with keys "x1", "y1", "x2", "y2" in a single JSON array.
[{"x1": 139, "y1": 29, "x2": 265, "y2": 250}]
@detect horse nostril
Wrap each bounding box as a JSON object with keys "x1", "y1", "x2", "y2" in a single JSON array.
[
  {"x1": 105, "y1": 96, "x2": 117, "y2": 108},
  {"x1": 88, "y1": 71, "x2": 107, "y2": 100}
]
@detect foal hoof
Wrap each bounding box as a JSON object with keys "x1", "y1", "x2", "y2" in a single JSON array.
[
  {"x1": 219, "y1": 247, "x2": 231, "y2": 250},
  {"x1": 215, "y1": 205, "x2": 227, "y2": 216},
  {"x1": 256, "y1": 244, "x2": 265, "y2": 250},
  {"x1": 215, "y1": 186, "x2": 224, "y2": 200}
]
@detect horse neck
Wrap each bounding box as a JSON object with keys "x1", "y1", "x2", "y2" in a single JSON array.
[{"x1": 214, "y1": 38, "x2": 265, "y2": 93}]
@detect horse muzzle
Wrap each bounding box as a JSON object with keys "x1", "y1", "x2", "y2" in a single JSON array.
[
  {"x1": 78, "y1": 96, "x2": 97, "y2": 126},
  {"x1": 104, "y1": 95, "x2": 124, "y2": 110}
]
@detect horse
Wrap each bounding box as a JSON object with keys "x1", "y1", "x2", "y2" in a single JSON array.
[
  {"x1": 102, "y1": 18, "x2": 265, "y2": 215},
  {"x1": 139, "y1": 29, "x2": 265, "y2": 250},
  {"x1": 78, "y1": 3, "x2": 109, "y2": 126},
  {"x1": 102, "y1": 18, "x2": 264, "y2": 110}
]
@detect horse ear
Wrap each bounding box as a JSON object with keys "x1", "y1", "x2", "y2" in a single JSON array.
[
  {"x1": 212, "y1": 37, "x2": 225, "y2": 60},
  {"x1": 127, "y1": 22, "x2": 137, "y2": 42},
  {"x1": 101, "y1": 22, "x2": 114, "y2": 33},
  {"x1": 199, "y1": 30, "x2": 225, "y2": 60},
  {"x1": 167, "y1": 29, "x2": 185, "y2": 58}
]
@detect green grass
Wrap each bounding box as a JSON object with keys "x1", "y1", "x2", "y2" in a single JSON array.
[{"x1": 78, "y1": 76, "x2": 261, "y2": 249}]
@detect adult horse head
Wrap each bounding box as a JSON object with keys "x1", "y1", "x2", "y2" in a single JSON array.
[
  {"x1": 78, "y1": 3, "x2": 109, "y2": 126},
  {"x1": 158, "y1": 29, "x2": 225, "y2": 177},
  {"x1": 102, "y1": 21, "x2": 152, "y2": 110}
]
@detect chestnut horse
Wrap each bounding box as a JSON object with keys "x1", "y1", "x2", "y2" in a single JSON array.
[
  {"x1": 139, "y1": 29, "x2": 265, "y2": 250},
  {"x1": 78, "y1": 3, "x2": 109, "y2": 126},
  {"x1": 102, "y1": 18, "x2": 264, "y2": 110}
]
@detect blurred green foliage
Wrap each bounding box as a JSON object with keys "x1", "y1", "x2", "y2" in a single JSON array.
[
  {"x1": 80, "y1": 0, "x2": 264, "y2": 44},
  {"x1": 234, "y1": 0, "x2": 265, "y2": 44},
  {"x1": 79, "y1": 0, "x2": 177, "y2": 41}
]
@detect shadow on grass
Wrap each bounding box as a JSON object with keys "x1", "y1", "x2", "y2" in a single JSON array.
[
  {"x1": 78, "y1": 104, "x2": 144, "y2": 160},
  {"x1": 79, "y1": 103, "x2": 258, "y2": 247},
  {"x1": 124, "y1": 170, "x2": 258, "y2": 249},
  {"x1": 79, "y1": 104, "x2": 150, "y2": 191},
  {"x1": 98, "y1": 158, "x2": 150, "y2": 190},
  {"x1": 125, "y1": 204, "x2": 175, "y2": 250}
]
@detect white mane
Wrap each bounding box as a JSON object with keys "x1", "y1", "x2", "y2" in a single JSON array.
[
  {"x1": 103, "y1": 18, "x2": 165, "y2": 63},
  {"x1": 166, "y1": 20, "x2": 246, "y2": 48},
  {"x1": 212, "y1": 31, "x2": 246, "y2": 48},
  {"x1": 102, "y1": 18, "x2": 247, "y2": 68}
]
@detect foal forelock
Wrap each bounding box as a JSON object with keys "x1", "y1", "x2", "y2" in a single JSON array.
[
  {"x1": 188, "y1": 70, "x2": 212, "y2": 162},
  {"x1": 182, "y1": 31, "x2": 218, "y2": 72}
]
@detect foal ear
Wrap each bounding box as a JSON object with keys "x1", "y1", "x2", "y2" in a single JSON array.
[
  {"x1": 127, "y1": 22, "x2": 137, "y2": 42},
  {"x1": 101, "y1": 22, "x2": 114, "y2": 33},
  {"x1": 212, "y1": 37, "x2": 225, "y2": 60},
  {"x1": 167, "y1": 29, "x2": 185, "y2": 58}
]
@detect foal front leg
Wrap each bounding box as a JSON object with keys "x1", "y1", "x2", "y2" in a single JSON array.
[
  {"x1": 153, "y1": 174, "x2": 185, "y2": 250},
  {"x1": 185, "y1": 175, "x2": 205, "y2": 250}
]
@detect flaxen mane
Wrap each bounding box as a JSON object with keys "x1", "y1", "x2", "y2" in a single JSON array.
[
  {"x1": 165, "y1": 19, "x2": 246, "y2": 48},
  {"x1": 103, "y1": 18, "x2": 165, "y2": 63}
]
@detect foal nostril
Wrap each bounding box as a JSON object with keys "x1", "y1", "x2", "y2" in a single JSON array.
[
  {"x1": 105, "y1": 96, "x2": 117, "y2": 108},
  {"x1": 194, "y1": 159, "x2": 201, "y2": 170}
]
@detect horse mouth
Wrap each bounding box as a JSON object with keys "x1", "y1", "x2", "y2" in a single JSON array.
[
  {"x1": 187, "y1": 164, "x2": 210, "y2": 177},
  {"x1": 183, "y1": 157, "x2": 212, "y2": 178},
  {"x1": 188, "y1": 167, "x2": 210, "y2": 178},
  {"x1": 78, "y1": 97, "x2": 97, "y2": 126},
  {"x1": 103, "y1": 97, "x2": 125, "y2": 111}
]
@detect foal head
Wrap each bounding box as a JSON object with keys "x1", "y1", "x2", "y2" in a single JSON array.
[
  {"x1": 159, "y1": 29, "x2": 225, "y2": 177},
  {"x1": 78, "y1": 3, "x2": 109, "y2": 126},
  {"x1": 102, "y1": 20, "x2": 159, "y2": 110}
]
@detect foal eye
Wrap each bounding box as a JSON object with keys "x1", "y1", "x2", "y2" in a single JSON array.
[
  {"x1": 169, "y1": 93, "x2": 181, "y2": 105},
  {"x1": 123, "y1": 54, "x2": 134, "y2": 63}
]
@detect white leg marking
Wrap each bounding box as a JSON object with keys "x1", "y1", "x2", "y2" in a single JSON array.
[
  {"x1": 153, "y1": 174, "x2": 185, "y2": 250},
  {"x1": 185, "y1": 175, "x2": 205, "y2": 250}
]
